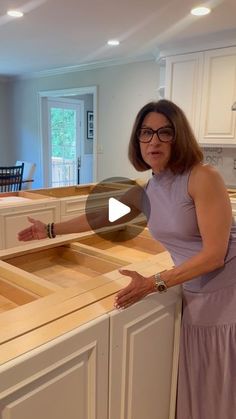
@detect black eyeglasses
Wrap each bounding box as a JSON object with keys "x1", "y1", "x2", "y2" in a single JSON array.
[{"x1": 137, "y1": 126, "x2": 175, "y2": 143}]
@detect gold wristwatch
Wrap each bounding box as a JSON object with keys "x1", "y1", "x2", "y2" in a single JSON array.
[{"x1": 154, "y1": 272, "x2": 168, "y2": 293}]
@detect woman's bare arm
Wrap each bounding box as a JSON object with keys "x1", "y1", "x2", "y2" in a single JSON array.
[
  {"x1": 115, "y1": 165, "x2": 233, "y2": 308},
  {"x1": 161, "y1": 164, "x2": 232, "y2": 286}
]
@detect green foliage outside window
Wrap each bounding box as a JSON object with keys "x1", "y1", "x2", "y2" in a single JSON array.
[{"x1": 50, "y1": 108, "x2": 76, "y2": 160}]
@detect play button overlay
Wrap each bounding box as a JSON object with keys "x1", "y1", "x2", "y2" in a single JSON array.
[
  {"x1": 108, "y1": 198, "x2": 131, "y2": 222},
  {"x1": 85, "y1": 176, "x2": 150, "y2": 242}
]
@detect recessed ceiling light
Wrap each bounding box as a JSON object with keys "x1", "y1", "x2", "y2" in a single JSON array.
[
  {"x1": 191, "y1": 6, "x2": 211, "y2": 16},
  {"x1": 7, "y1": 10, "x2": 24, "y2": 18},
  {"x1": 107, "y1": 40, "x2": 120, "y2": 46}
]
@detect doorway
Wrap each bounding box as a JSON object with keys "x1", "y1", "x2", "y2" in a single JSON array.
[
  {"x1": 39, "y1": 86, "x2": 97, "y2": 187},
  {"x1": 48, "y1": 98, "x2": 83, "y2": 187}
]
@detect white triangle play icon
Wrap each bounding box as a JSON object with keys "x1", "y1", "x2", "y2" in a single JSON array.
[{"x1": 108, "y1": 198, "x2": 131, "y2": 222}]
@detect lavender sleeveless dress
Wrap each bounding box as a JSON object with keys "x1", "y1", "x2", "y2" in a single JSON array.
[{"x1": 145, "y1": 168, "x2": 236, "y2": 419}]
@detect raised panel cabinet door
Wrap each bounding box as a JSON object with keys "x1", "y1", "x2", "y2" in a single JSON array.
[
  {"x1": 59, "y1": 189, "x2": 125, "y2": 222},
  {"x1": 199, "y1": 46, "x2": 236, "y2": 144},
  {"x1": 0, "y1": 201, "x2": 60, "y2": 249},
  {"x1": 165, "y1": 53, "x2": 204, "y2": 139},
  {"x1": 60, "y1": 198, "x2": 85, "y2": 221},
  {"x1": 0, "y1": 315, "x2": 109, "y2": 419},
  {"x1": 109, "y1": 290, "x2": 182, "y2": 419}
]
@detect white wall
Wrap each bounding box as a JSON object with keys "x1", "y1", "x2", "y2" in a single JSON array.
[
  {"x1": 8, "y1": 60, "x2": 158, "y2": 188},
  {"x1": 0, "y1": 79, "x2": 12, "y2": 165}
]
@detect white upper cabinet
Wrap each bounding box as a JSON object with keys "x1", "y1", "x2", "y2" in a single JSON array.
[
  {"x1": 199, "y1": 47, "x2": 236, "y2": 144},
  {"x1": 165, "y1": 46, "x2": 236, "y2": 145},
  {"x1": 165, "y1": 52, "x2": 204, "y2": 139}
]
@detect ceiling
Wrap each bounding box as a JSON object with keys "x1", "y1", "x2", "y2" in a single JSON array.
[{"x1": 0, "y1": 0, "x2": 236, "y2": 77}]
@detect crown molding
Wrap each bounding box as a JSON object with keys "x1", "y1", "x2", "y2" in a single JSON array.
[
  {"x1": 154, "y1": 28, "x2": 236, "y2": 60},
  {"x1": 15, "y1": 54, "x2": 155, "y2": 80}
]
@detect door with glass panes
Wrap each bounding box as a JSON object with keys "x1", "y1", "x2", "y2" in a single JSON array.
[{"x1": 47, "y1": 99, "x2": 83, "y2": 187}]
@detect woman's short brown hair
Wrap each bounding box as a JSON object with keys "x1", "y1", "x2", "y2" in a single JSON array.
[{"x1": 128, "y1": 99, "x2": 203, "y2": 174}]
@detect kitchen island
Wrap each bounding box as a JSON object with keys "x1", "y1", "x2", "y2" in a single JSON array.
[{"x1": 0, "y1": 225, "x2": 181, "y2": 419}]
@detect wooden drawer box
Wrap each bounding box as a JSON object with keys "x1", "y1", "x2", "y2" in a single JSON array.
[
  {"x1": 0, "y1": 190, "x2": 53, "y2": 205},
  {"x1": 0, "y1": 228, "x2": 172, "y2": 341},
  {"x1": 0, "y1": 221, "x2": 170, "y2": 322},
  {"x1": 4, "y1": 244, "x2": 125, "y2": 291},
  {"x1": 30, "y1": 183, "x2": 135, "y2": 221},
  {"x1": 73, "y1": 225, "x2": 166, "y2": 263},
  {"x1": 0, "y1": 262, "x2": 40, "y2": 313},
  {"x1": 30, "y1": 184, "x2": 105, "y2": 198},
  {"x1": 30, "y1": 181, "x2": 137, "y2": 199}
]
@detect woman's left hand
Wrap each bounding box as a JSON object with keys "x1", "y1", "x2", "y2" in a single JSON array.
[{"x1": 114, "y1": 269, "x2": 154, "y2": 309}]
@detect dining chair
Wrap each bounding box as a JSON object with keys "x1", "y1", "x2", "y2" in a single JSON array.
[
  {"x1": 15, "y1": 160, "x2": 36, "y2": 189},
  {"x1": 0, "y1": 163, "x2": 24, "y2": 192}
]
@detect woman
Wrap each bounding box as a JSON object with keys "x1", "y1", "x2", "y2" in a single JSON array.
[
  {"x1": 18, "y1": 100, "x2": 236, "y2": 418},
  {"x1": 115, "y1": 99, "x2": 236, "y2": 419}
]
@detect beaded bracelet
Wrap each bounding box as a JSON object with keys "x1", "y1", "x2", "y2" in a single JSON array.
[
  {"x1": 51, "y1": 222, "x2": 56, "y2": 238},
  {"x1": 46, "y1": 222, "x2": 56, "y2": 239}
]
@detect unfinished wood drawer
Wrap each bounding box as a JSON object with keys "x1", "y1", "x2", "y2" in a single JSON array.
[
  {"x1": 0, "y1": 276, "x2": 38, "y2": 313},
  {"x1": 30, "y1": 180, "x2": 138, "y2": 199},
  {"x1": 0, "y1": 238, "x2": 131, "y2": 342},
  {"x1": 73, "y1": 225, "x2": 166, "y2": 263},
  {"x1": 0, "y1": 260, "x2": 58, "y2": 314},
  {"x1": 30, "y1": 183, "x2": 136, "y2": 221},
  {"x1": 0, "y1": 191, "x2": 51, "y2": 204},
  {"x1": 30, "y1": 183, "x2": 126, "y2": 198},
  {"x1": 4, "y1": 244, "x2": 126, "y2": 290}
]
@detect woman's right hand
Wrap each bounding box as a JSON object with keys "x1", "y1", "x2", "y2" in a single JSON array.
[{"x1": 18, "y1": 216, "x2": 47, "y2": 241}]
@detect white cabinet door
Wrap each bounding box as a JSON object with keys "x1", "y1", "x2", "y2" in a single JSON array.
[
  {"x1": 0, "y1": 201, "x2": 60, "y2": 249},
  {"x1": 109, "y1": 290, "x2": 182, "y2": 419},
  {"x1": 0, "y1": 315, "x2": 109, "y2": 419},
  {"x1": 199, "y1": 47, "x2": 236, "y2": 145},
  {"x1": 165, "y1": 47, "x2": 236, "y2": 145},
  {"x1": 59, "y1": 189, "x2": 127, "y2": 222},
  {"x1": 165, "y1": 53, "x2": 204, "y2": 138}
]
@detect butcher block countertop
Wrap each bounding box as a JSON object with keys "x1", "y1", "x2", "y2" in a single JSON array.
[{"x1": 0, "y1": 225, "x2": 174, "y2": 365}]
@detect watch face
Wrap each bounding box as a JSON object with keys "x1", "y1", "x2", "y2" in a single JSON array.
[
  {"x1": 154, "y1": 275, "x2": 167, "y2": 293},
  {"x1": 158, "y1": 283, "x2": 167, "y2": 292}
]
